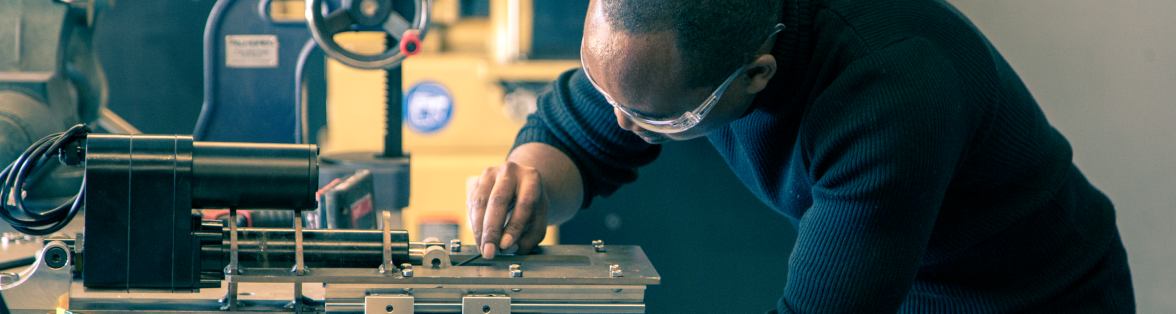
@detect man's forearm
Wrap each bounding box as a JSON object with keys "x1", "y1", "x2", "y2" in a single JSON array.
[{"x1": 506, "y1": 142, "x2": 583, "y2": 225}]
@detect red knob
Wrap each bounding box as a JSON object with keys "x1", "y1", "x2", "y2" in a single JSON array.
[{"x1": 399, "y1": 29, "x2": 422, "y2": 56}]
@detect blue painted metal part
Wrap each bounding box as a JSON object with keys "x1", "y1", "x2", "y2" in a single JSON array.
[{"x1": 197, "y1": 0, "x2": 339, "y2": 143}]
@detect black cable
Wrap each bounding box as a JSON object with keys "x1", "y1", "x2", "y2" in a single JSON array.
[
  {"x1": 455, "y1": 254, "x2": 482, "y2": 266},
  {"x1": 0, "y1": 124, "x2": 89, "y2": 235}
]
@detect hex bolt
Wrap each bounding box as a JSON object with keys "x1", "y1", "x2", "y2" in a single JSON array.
[
  {"x1": 509, "y1": 264, "x2": 523, "y2": 277},
  {"x1": 450, "y1": 239, "x2": 462, "y2": 252},
  {"x1": 401, "y1": 263, "x2": 413, "y2": 277},
  {"x1": 609, "y1": 264, "x2": 622, "y2": 277},
  {"x1": 593, "y1": 239, "x2": 605, "y2": 252}
]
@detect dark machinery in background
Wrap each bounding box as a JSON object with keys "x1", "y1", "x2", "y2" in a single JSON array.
[
  {"x1": 196, "y1": 0, "x2": 429, "y2": 230},
  {"x1": 0, "y1": 0, "x2": 117, "y2": 167}
]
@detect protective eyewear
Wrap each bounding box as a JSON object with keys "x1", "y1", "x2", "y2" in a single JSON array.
[{"x1": 580, "y1": 23, "x2": 786, "y2": 134}]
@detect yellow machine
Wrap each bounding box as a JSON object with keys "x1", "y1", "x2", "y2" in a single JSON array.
[{"x1": 319, "y1": 0, "x2": 578, "y2": 245}]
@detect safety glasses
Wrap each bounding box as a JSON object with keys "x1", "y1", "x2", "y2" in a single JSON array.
[{"x1": 579, "y1": 23, "x2": 785, "y2": 134}]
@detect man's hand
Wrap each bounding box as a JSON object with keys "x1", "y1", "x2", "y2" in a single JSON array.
[{"x1": 467, "y1": 161, "x2": 550, "y2": 259}]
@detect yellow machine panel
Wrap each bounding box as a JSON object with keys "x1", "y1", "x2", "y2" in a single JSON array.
[{"x1": 322, "y1": 31, "x2": 576, "y2": 245}]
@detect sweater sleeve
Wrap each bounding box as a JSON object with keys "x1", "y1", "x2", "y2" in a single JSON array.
[
  {"x1": 778, "y1": 38, "x2": 973, "y2": 313},
  {"x1": 512, "y1": 69, "x2": 661, "y2": 209}
]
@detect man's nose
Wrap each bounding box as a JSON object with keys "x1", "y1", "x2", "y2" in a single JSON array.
[{"x1": 614, "y1": 107, "x2": 642, "y2": 133}]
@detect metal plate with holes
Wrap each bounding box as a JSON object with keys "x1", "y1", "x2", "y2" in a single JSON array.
[
  {"x1": 227, "y1": 245, "x2": 659, "y2": 285},
  {"x1": 366, "y1": 295, "x2": 414, "y2": 314},
  {"x1": 462, "y1": 295, "x2": 510, "y2": 314},
  {"x1": 55, "y1": 245, "x2": 656, "y2": 313}
]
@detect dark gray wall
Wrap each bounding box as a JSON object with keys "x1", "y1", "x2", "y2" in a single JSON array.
[
  {"x1": 562, "y1": 138, "x2": 797, "y2": 314},
  {"x1": 946, "y1": 0, "x2": 1176, "y2": 312}
]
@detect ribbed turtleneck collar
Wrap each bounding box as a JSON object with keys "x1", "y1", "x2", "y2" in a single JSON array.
[
  {"x1": 775, "y1": 0, "x2": 815, "y2": 82},
  {"x1": 742, "y1": 0, "x2": 815, "y2": 116}
]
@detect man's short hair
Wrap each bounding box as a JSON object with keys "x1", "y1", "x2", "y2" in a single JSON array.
[{"x1": 603, "y1": 0, "x2": 783, "y2": 89}]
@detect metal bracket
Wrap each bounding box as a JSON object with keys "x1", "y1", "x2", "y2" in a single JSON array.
[
  {"x1": 366, "y1": 294, "x2": 414, "y2": 314},
  {"x1": 462, "y1": 295, "x2": 510, "y2": 314},
  {"x1": 422, "y1": 245, "x2": 451, "y2": 269},
  {"x1": 293, "y1": 214, "x2": 307, "y2": 276},
  {"x1": 381, "y1": 211, "x2": 397, "y2": 276},
  {"x1": 223, "y1": 208, "x2": 241, "y2": 311}
]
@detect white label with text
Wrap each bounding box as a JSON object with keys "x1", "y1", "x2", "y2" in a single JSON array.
[{"x1": 225, "y1": 35, "x2": 279, "y2": 68}]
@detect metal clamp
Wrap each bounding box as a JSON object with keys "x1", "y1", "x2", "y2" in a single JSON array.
[
  {"x1": 593, "y1": 240, "x2": 605, "y2": 252},
  {"x1": 422, "y1": 245, "x2": 451, "y2": 269},
  {"x1": 509, "y1": 264, "x2": 522, "y2": 277},
  {"x1": 462, "y1": 295, "x2": 510, "y2": 314},
  {"x1": 610, "y1": 264, "x2": 622, "y2": 278},
  {"x1": 366, "y1": 294, "x2": 414, "y2": 314}
]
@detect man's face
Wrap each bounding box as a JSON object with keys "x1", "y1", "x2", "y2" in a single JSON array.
[{"x1": 582, "y1": 1, "x2": 755, "y2": 144}]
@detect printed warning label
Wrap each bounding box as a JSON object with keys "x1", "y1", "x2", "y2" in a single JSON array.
[{"x1": 225, "y1": 35, "x2": 279, "y2": 68}]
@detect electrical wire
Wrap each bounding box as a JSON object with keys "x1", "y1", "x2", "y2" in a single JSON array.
[
  {"x1": 453, "y1": 254, "x2": 482, "y2": 265},
  {"x1": 0, "y1": 124, "x2": 89, "y2": 236}
]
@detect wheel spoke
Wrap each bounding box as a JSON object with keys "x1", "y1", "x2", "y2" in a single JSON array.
[
  {"x1": 325, "y1": 9, "x2": 355, "y2": 34},
  {"x1": 381, "y1": 12, "x2": 412, "y2": 41}
]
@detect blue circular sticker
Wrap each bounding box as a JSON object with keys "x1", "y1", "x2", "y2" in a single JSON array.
[{"x1": 404, "y1": 82, "x2": 453, "y2": 133}]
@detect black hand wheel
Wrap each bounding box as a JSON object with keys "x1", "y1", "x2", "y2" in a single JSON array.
[{"x1": 306, "y1": 0, "x2": 430, "y2": 69}]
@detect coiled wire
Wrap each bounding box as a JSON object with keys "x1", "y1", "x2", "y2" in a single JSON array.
[{"x1": 0, "y1": 124, "x2": 89, "y2": 236}]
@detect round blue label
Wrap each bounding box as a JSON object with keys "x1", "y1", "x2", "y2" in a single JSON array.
[{"x1": 404, "y1": 82, "x2": 453, "y2": 133}]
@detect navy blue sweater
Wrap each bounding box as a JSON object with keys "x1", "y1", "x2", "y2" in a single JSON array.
[{"x1": 513, "y1": 0, "x2": 1134, "y2": 312}]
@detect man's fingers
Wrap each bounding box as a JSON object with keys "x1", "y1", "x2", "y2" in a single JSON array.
[
  {"x1": 500, "y1": 168, "x2": 541, "y2": 249},
  {"x1": 481, "y1": 163, "x2": 520, "y2": 259},
  {"x1": 469, "y1": 167, "x2": 498, "y2": 247},
  {"x1": 516, "y1": 195, "x2": 549, "y2": 255}
]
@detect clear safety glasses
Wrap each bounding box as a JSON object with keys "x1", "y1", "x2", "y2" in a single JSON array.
[{"x1": 579, "y1": 23, "x2": 786, "y2": 134}]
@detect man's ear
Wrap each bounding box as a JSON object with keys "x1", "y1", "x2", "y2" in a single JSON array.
[{"x1": 744, "y1": 54, "x2": 777, "y2": 94}]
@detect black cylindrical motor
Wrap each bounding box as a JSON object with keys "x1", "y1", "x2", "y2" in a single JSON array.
[
  {"x1": 190, "y1": 141, "x2": 319, "y2": 210},
  {"x1": 82, "y1": 134, "x2": 319, "y2": 290}
]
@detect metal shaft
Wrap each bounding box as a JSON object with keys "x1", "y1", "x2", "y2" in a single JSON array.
[{"x1": 202, "y1": 228, "x2": 410, "y2": 273}]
